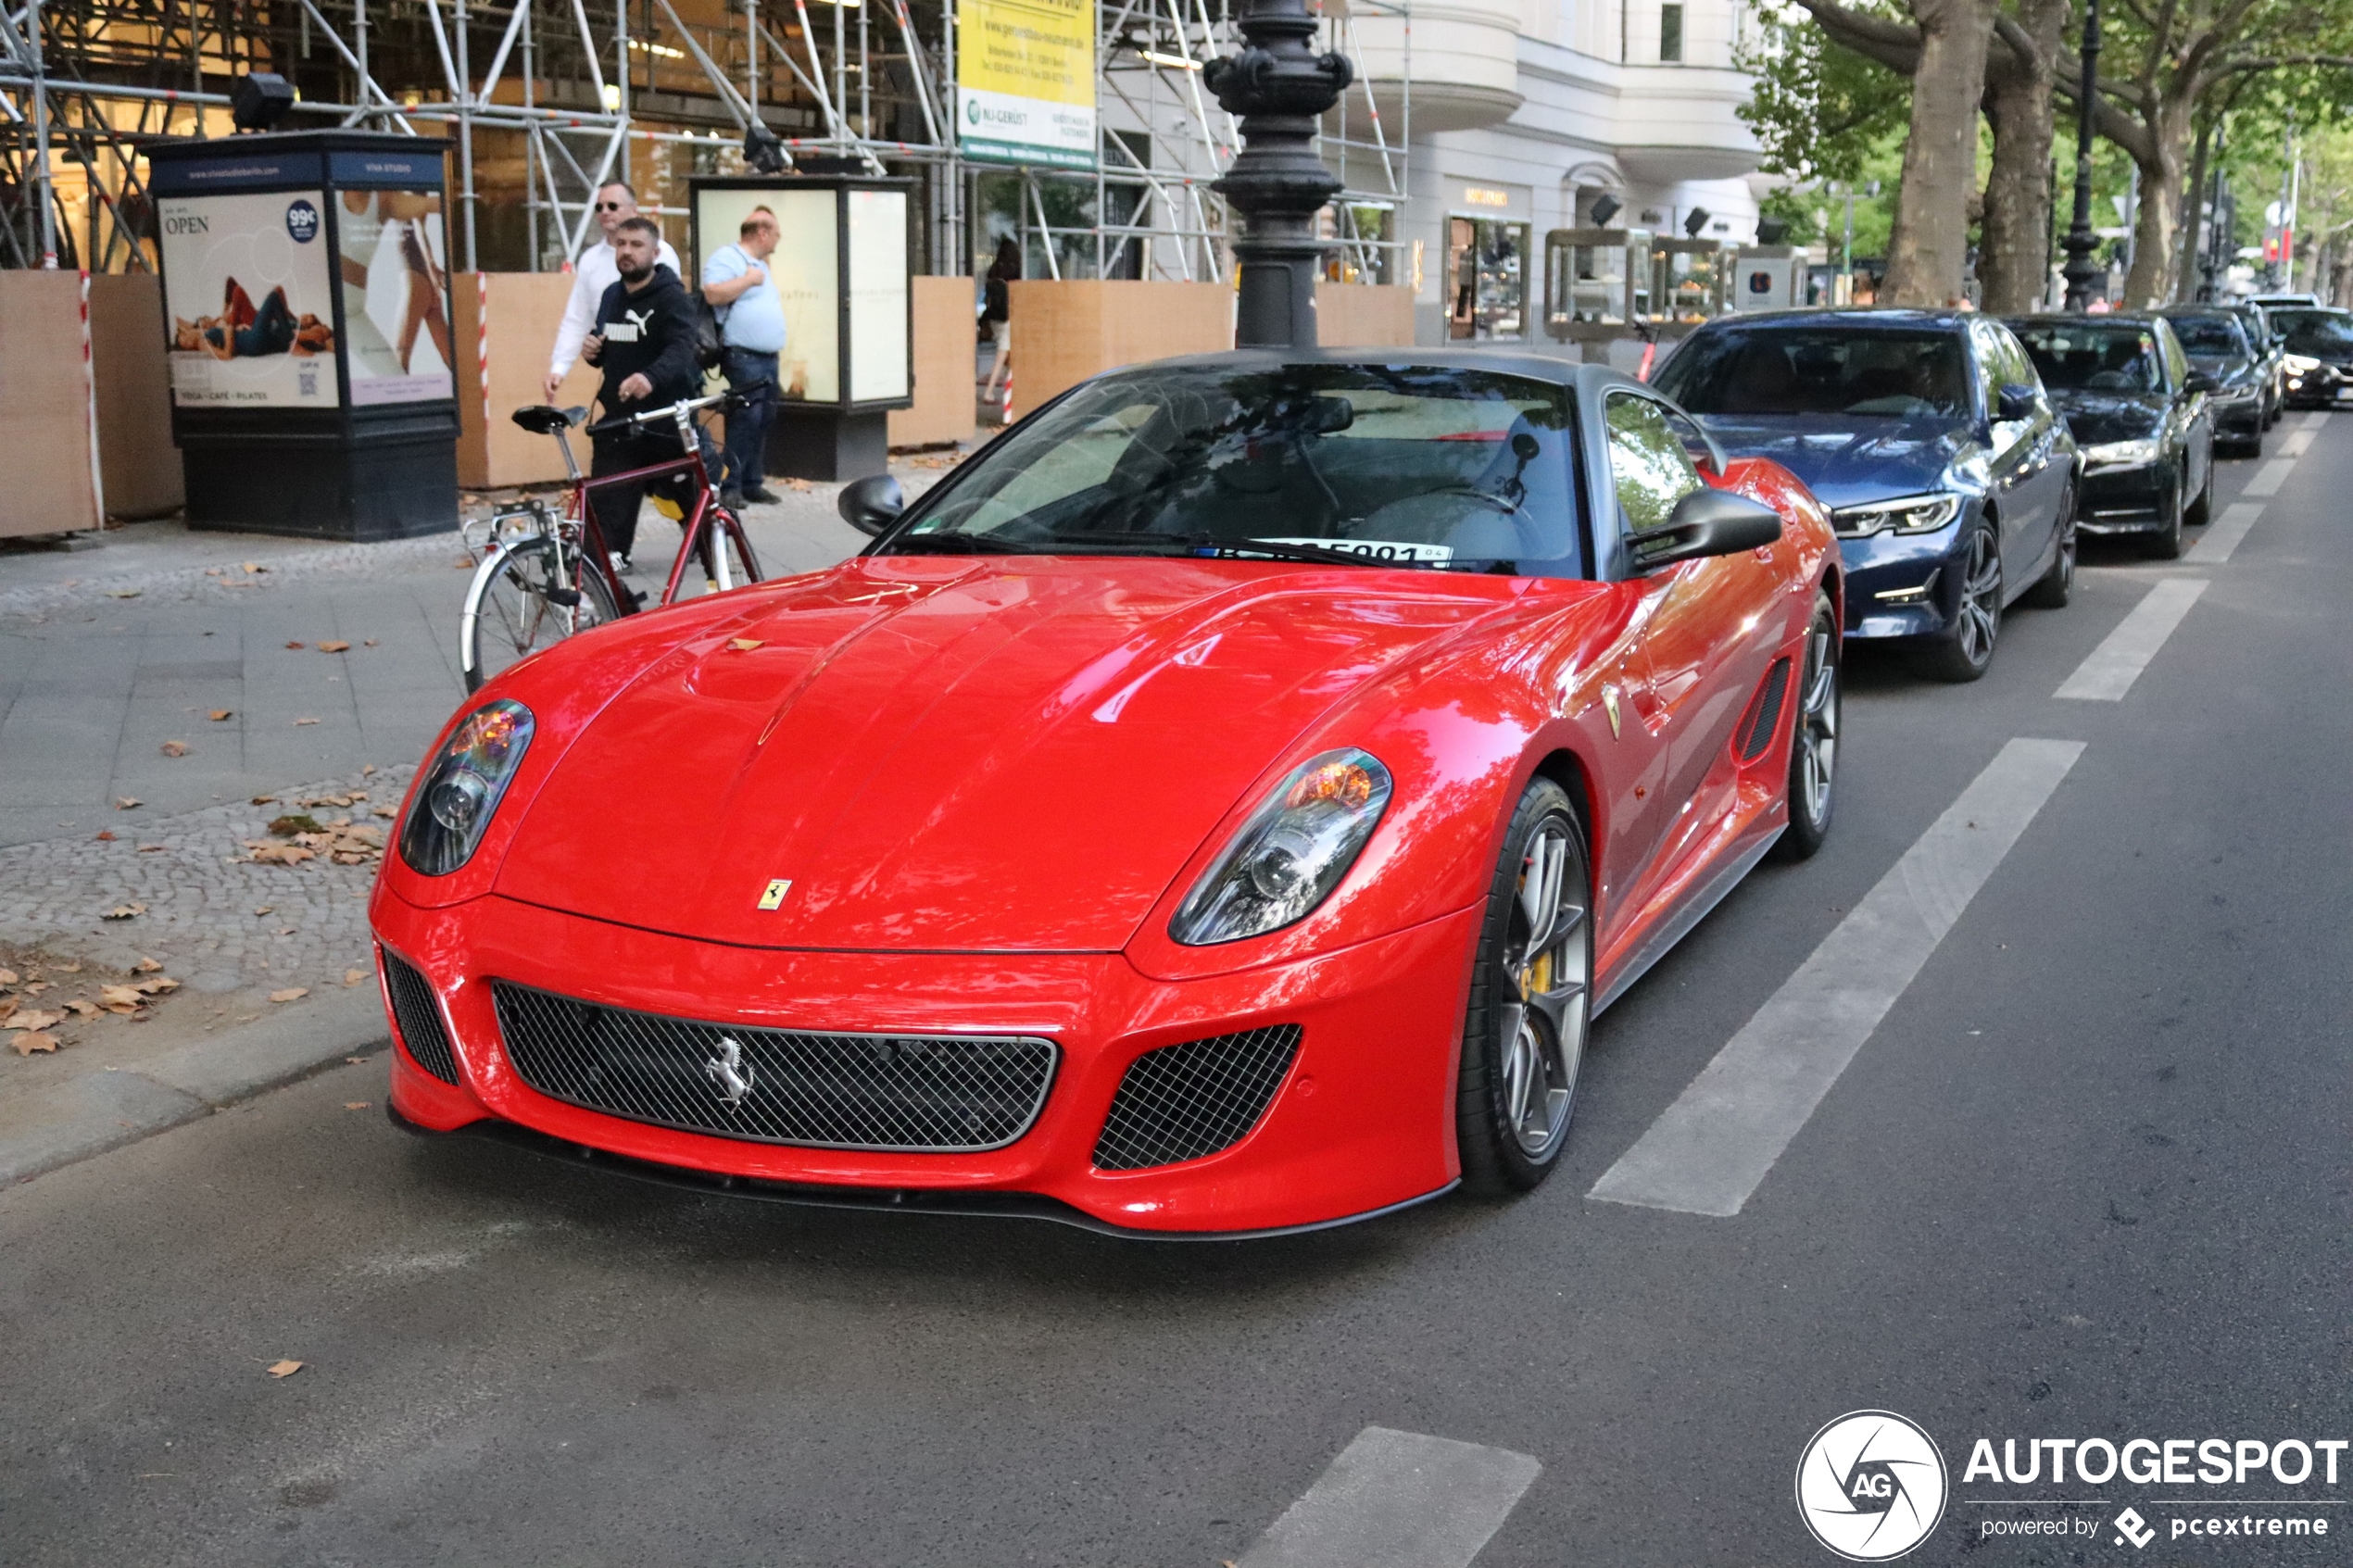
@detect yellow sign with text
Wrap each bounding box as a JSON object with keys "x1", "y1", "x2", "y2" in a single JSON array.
[{"x1": 957, "y1": 0, "x2": 1096, "y2": 168}]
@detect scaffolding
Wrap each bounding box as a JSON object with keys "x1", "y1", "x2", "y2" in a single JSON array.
[{"x1": 0, "y1": 0, "x2": 1408, "y2": 283}]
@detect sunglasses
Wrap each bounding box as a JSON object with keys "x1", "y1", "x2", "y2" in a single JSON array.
[{"x1": 595, "y1": 200, "x2": 627, "y2": 212}]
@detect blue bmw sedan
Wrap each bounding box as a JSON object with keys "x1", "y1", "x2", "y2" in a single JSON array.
[{"x1": 1650, "y1": 309, "x2": 2077, "y2": 681}]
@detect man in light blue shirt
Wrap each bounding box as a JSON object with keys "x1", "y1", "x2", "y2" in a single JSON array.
[{"x1": 701, "y1": 207, "x2": 788, "y2": 505}]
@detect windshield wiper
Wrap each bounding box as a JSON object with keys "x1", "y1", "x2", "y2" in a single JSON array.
[{"x1": 1037, "y1": 531, "x2": 1450, "y2": 570}]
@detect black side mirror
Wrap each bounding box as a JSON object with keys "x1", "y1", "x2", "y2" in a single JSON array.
[
  {"x1": 1995, "y1": 383, "x2": 2038, "y2": 420},
  {"x1": 837, "y1": 473, "x2": 905, "y2": 536},
  {"x1": 2183, "y1": 370, "x2": 2220, "y2": 395},
  {"x1": 1628, "y1": 486, "x2": 1782, "y2": 571}
]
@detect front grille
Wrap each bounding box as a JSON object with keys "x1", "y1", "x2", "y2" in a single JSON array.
[
  {"x1": 490, "y1": 982, "x2": 1057, "y2": 1152},
  {"x1": 1092, "y1": 1024, "x2": 1301, "y2": 1172},
  {"x1": 1736, "y1": 657, "x2": 1793, "y2": 761},
  {"x1": 383, "y1": 950, "x2": 460, "y2": 1085}
]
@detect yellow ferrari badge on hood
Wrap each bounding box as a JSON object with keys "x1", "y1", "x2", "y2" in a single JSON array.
[{"x1": 757, "y1": 879, "x2": 792, "y2": 910}]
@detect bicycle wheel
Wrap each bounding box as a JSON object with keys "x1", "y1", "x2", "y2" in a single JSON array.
[
  {"x1": 664, "y1": 508, "x2": 763, "y2": 604},
  {"x1": 459, "y1": 533, "x2": 623, "y2": 693}
]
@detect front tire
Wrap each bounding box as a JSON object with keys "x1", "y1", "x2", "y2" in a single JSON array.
[
  {"x1": 1907, "y1": 518, "x2": 2002, "y2": 683},
  {"x1": 1456, "y1": 781, "x2": 1593, "y2": 1195},
  {"x1": 2140, "y1": 469, "x2": 2186, "y2": 559},
  {"x1": 2020, "y1": 494, "x2": 2077, "y2": 609},
  {"x1": 2184, "y1": 456, "x2": 2213, "y2": 528},
  {"x1": 1772, "y1": 593, "x2": 1840, "y2": 862}
]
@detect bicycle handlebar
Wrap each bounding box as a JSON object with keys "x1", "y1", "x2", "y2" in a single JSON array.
[{"x1": 584, "y1": 392, "x2": 732, "y2": 440}]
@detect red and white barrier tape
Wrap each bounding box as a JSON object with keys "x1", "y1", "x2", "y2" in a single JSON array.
[
  {"x1": 476, "y1": 272, "x2": 493, "y2": 434},
  {"x1": 79, "y1": 270, "x2": 106, "y2": 528}
]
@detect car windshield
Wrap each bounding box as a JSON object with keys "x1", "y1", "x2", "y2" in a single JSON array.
[
  {"x1": 2164, "y1": 315, "x2": 2247, "y2": 357},
  {"x1": 2272, "y1": 309, "x2": 2353, "y2": 354},
  {"x1": 1651, "y1": 329, "x2": 1971, "y2": 418},
  {"x1": 2011, "y1": 323, "x2": 2163, "y2": 392},
  {"x1": 889, "y1": 364, "x2": 1584, "y2": 576}
]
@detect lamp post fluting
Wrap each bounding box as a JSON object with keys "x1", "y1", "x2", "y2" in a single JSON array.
[
  {"x1": 1204, "y1": 0, "x2": 1353, "y2": 348},
  {"x1": 2059, "y1": 0, "x2": 2105, "y2": 311}
]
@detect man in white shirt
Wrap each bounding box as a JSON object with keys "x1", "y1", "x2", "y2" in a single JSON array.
[{"x1": 544, "y1": 180, "x2": 681, "y2": 400}]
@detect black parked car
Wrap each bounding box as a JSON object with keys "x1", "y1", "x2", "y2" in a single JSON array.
[
  {"x1": 2160, "y1": 306, "x2": 2269, "y2": 454},
  {"x1": 2267, "y1": 306, "x2": 2353, "y2": 408},
  {"x1": 2007, "y1": 314, "x2": 2215, "y2": 560},
  {"x1": 2217, "y1": 299, "x2": 2284, "y2": 427},
  {"x1": 1651, "y1": 308, "x2": 2076, "y2": 683}
]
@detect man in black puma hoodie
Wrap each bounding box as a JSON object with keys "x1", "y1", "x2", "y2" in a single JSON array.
[{"x1": 581, "y1": 216, "x2": 706, "y2": 565}]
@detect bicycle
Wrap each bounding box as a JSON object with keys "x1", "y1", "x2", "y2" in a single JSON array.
[{"x1": 459, "y1": 392, "x2": 764, "y2": 693}]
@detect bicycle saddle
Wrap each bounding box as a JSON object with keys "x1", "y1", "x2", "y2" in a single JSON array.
[{"x1": 511, "y1": 404, "x2": 588, "y2": 434}]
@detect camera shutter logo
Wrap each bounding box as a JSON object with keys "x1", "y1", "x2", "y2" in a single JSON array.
[
  {"x1": 285, "y1": 199, "x2": 320, "y2": 244},
  {"x1": 1794, "y1": 1411, "x2": 1948, "y2": 1561}
]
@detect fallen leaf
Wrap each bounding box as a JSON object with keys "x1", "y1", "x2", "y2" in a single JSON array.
[
  {"x1": 62, "y1": 998, "x2": 100, "y2": 1019},
  {"x1": 5, "y1": 1009, "x2": 65, "y2": 1032},
  {"x1": 12, "y1": 1032, "x2": 59, "y2": 1056},
  {"x1": 102, "y1": 903, "x2": 147, "y2": 921},
  {"x1": 93, "y1": 831, "x2": 116, "y2": 842},
  {"x1": 269, "y1": 987, "x2": 308, "y2": 1003},
  {"x1": 269, "y1": 814, "x2": 323, "y2": 837},
  {"x1": 786, "y1": 477, "x2": 812, "y2": 491},
  {"x1": 266, "y1": 1360, "x2": 303, "y2": 1378},
  {"x1": 293, "y1": 717, "x2": 319, "y2": 727},
  {"x1": 344, "y1": 969, "x2": 366, "y2": 986},
  {"x1": 371, "y1": 806, "x2": 396, "y2": 820},
  {"x1": 58, "y1": 961, "x2": 81, "y2": 973},
  {"x1": 248, "y1": 844, "x2": 315, "y2": 866},
  {"x1": 346, "y1": 1055, "x2": 369, "y2": 1064},
  {"x1": 284, "y1": 640, "x2": 306, "y2": 649},
  {"x1": 100, "y1": 985, "x2": 144, "y2": 1013},
  {"x1": 363, "y1": 639, "x2": 380, "y2": 648},
  {"x1": 160, "y1": 740, "x2": 188, "y2": 758},
  {"x1": 317, "y1": 639, "x2": 351, "y2": 653},
  {"x1": 727, "y1": 637, "x2": 766, "y2": 651},
  {"x1": 137, "y1": 844, "x2": 167, "y2": 853},
  {"x1": 361, "y1": 763, "x2": 378, "y2": 775},
  {"x1": 0, "y1": 1000, "x2": 13, "y2": 1023},
  {"x1": 114, "y1": 797, "x2": 141, "y2": 810},
  {"x1": 241, "y1": 561, "x2": 267, "y2": 574},
  {"x1": 23, "y1": 983, "x2": 47, "y2": 995},
  {"x1": 455, "y1": 558, "x2": 474, "y2": 570},
  {"x1": 105, "y1": 587, "x2": 143, "y2": 599},
  {"x1": 208, "y1": 709, "x2": 233, "y2": 721},
  {"x1": 0, "y1": 969, "x2": 16, "y2": 985},
  {"x1": 275, "y1": 926, "x2": 296, "y2": 936},
  {"x1": 132, "y1": 958, "x2": 160, "y2": 973},
  {"x1": 250, "y1": 796, "x2": 277, "y2": 807},
  {"x1": 344, "y1": 1101, "x2": 371, "y2": 1110},
  {"x1": 133, "y1": 976, "x2": 179, "y2": 996}
]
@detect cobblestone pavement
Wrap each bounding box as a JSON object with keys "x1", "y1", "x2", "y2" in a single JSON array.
[{"x1": 0, "y1": 765, "x2": 412, "y2": 998}]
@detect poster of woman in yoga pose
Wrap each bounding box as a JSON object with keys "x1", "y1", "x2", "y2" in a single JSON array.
[{"x1": 337, "y1": 188, "x2": 455, "y2": 405}]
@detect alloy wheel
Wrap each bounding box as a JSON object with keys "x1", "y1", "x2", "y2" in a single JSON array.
[
  {"x1": 1496, "y1": 818, "x2": 1590, "y2": 1160},
  {"x1": 1794, "y1": 626, "x2": 1839, "y2": 831},
  {"x1": 1954, "y1": 525, "x2": 2002, "y2": 666}
]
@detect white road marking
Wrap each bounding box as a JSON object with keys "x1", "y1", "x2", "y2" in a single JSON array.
[
  {"x1": 2281, "y1": 426, "x2": 2318, "y2": 458},
  {"x1": 2053, "y1": 578, "x2": 2209, "y2": 701},
  {"x1": 1236, "y1": 1427, "x2": 1542, "y2": 1568},
  {"x1": 2186, "y1": 500, "x2": 2265, "y2": 564},
  {"x1": 1589, "y1": 739, "x2": 2083, "y2": 1218},
  {"x1": 2242, "y1": 457, "x2": 2297, "y2": 497},
  {"x1": 2302, "y1": 409, "x2": 2331, "y2": 431}
]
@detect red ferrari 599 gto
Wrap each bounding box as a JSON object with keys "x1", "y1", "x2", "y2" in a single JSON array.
[{"x1": 373, "y1": 352, "x2": 1841, "y2": 1236}]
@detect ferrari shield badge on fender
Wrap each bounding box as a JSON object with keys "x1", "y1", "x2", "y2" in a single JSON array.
[
  {"x1": 1603, "y1": 685, "x2": 1623, "y2": 739},
  {"x1": 757, "y1": 878, "x2": 792, "y2": 910}
]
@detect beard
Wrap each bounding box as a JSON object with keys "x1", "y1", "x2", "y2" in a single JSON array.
[{"x1": 617, "y1": 257, "x2": 654, "y2": 284}]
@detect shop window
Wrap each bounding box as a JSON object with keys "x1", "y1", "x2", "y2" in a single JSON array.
[{"x1": 1660, "y1": 3, "x2": 1684, "y2": 60}]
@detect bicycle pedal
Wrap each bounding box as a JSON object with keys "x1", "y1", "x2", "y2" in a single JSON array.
[
  {"x1": 628, "y1": 586, "x2": 648, "y2": 607},
  {"x1": 544, "y1": 586, "x2": 582, "y2": 608}
]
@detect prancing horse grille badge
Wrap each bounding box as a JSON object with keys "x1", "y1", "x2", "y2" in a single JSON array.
[{"x1": 705, "y1": 1037, "x2": 756, "y2": 1105}]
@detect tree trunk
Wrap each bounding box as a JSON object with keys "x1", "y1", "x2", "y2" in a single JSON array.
[
  {"x1": 2120, "y1": 93, "x2": 2194, "y2": 307},
  {"x1": 1976, "y1": 0, "x2": 2066, "y2": 313},
  {"x1": 1881, "y1": 0, "x2": 1998, "y2": 305},
  {"x1": 2178, "y1": 116, "x2": 2215, "y2": 302}
]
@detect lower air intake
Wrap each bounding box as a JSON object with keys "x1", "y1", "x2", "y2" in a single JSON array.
[
  {"x1": 383, "y1": 950, "x2": 460, "y2": 1085},
  {"x1": 1092, "y1": 1024, "x2": 1302, "y2": 1172},
  {"x1": 490, "y1": 982, "x2": 1057, "y2": 1152}
]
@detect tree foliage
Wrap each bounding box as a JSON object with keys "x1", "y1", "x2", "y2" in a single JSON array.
[{"x1": 1738, "y1": 2, "x2": 1914, "y2": 185}]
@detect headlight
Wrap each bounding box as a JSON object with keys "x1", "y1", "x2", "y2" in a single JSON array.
[
  {"x1": 2284, "y1": 353, "x2": 2321, "y2": 372},
  {"x1": 2081, "y1": 438, "x2": 2160, "y2": 469},
  {"x1": 1827, "y1": 493, "x2": 1962, "y2": 539},
  {"x1": 399, "y1": 699, "x2": 535, "y2": 876},
  {"x1": 1169, "y1": 749, "x2": 1393, "y2": 946}
]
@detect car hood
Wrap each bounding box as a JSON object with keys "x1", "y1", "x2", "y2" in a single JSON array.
[
  {"x1": 1687, "y1": 414, "x2": 1979, "y2": 509},
  {"x1": 2188, "y1": 353, "x2": 2258, "y2": 389},
  {"x1": 2046, "y1": 389, "x2": 2165, "y2": 444},
  {"x1": 493, "y1": 556, "x2": 1526, "y2": 951}
]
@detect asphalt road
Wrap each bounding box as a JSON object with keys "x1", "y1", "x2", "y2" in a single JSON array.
[{"x1": 4, "y1": 417, "x2": 2347, "y2": 1568}]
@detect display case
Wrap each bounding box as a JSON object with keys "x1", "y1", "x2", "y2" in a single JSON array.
[
  {"x1": 147, "y1": 131, "x2": 458, "y2": 540},
  {"x1": 1652, "y1": 237, "x2": 1728, "y2": 331},
  {"x1": 1725, "y1": 246, "x2": 1803, "y2": 313},
  {"x1": 1542, "y1": 227, "x2": 1655, "y2": 342},
  {"x1": 690, "y1": 176, "x2": 914, "y2": 482}
]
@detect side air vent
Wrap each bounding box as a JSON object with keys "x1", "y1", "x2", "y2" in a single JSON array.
[
  {"x1": 1735, "y1": 656, "x2": 1793, "y2": 762},
  {"x1": 1092, "y1": 1025, "x2": 1302, "y2": 1172},
  {"x1": 382, "y1": 949, "x2": 461, "y2": 1085}
]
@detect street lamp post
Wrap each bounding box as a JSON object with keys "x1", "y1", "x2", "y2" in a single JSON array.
[
  {"x1": 1204, "y1": 0, "x2": 1354, "y2": 349},
  {"x1": 2059, "y1": 0, "x2": 2105, "y2": 311}
]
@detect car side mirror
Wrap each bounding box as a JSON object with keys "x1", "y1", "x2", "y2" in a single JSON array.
[
  {"x1": 1628, "y1": 486, "x2": 1782, "y2": 571},
  {"x1": 1996, "y1": 383, "x2": 2038, "y2": 420},
  {"x1": 2183, "y1": 370, "x2": 2220, "y2": 395},
  {"x1": 837, "y1": 473, "x2": 905, "y2": 536}
]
